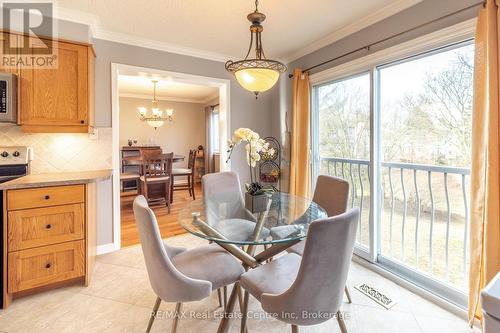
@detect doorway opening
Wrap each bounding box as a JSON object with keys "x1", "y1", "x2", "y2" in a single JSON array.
[{"x1": 111, "y1": 64, "x2": 230, "y2": 249}]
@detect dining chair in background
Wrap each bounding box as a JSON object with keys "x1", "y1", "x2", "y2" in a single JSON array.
[
  {"x1": 133, "y1": 195, "x2": 245, "y2": 333},
  {"x1": 202, "y1": 171, "x2": 271, "y2": 242},
  {"x1": 239, "y1": 208, "x2": 359, "y2": 333},
  {"x1": 140, "y1": 152, "x2": 174, "y2": 213},
  {"x1": 171, "y1": 149, "x2": 197, "y2": 202}
]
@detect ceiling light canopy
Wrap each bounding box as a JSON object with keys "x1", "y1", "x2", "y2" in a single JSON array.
[
  {"x1": 225, "y1": 0, "x2": 287, "y2": 97},
  {"x1": 138, "y1": 80, "x2": 174, "y2": 129}
]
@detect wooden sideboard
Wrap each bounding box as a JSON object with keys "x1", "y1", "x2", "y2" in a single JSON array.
[{"x1": 2, "y1": 183, "x2": 97, "y2": 308}]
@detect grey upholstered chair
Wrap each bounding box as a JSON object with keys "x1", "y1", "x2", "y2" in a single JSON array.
[
  {"x1": 240, "y1": 208, "x2": 359, "y2": 333},
  {"x1": 286, "y1": 175, "x2": 353, "y2": 303},
  {"x1": 202, "y1": 171, "x2": 270, "y2": 242},
  {"x1": 133, "y1": 195, "x2": 245, "y2": 333},
  {"x1": 288, "y1": 175, "x2": 349, "y2": 255}
]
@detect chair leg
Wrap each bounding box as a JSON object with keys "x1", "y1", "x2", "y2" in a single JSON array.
[
  {"x1": 165, "y1": 182, "x2": 171, "y2": 214},
  {"x1": 143, "y1": 182, "x2": 149, "y2": 202},
  {"x1": 171, "y1": 302, "x2": 183, "y2": 333},
  {"x1": 146, "y1": 296, "x2": 162, "y2": 333},
  {"x1": 191, "y1": 175, "x2": 196, "y2": 200},
  {"x1": 223, "y1": 285, "x2": 228, "y2": 310},
  {"x1": 240, "y1": 291, "x2": 249, "y2": 333},
  {"x1": 217, "y1": 288, "x2": 223, "y2": 308},
  {"x1": 170, "y1": 175, "x2": 174, "y2": 203},
  {"x1": 291, "y1": 325, "x2": 299, "y2": 333},
  {"x1": 336, "y1": 311, "x2": 348, "y2": 333},
  {"x1": 345, "y1": 284, "x2": 352, "y2": 303}
]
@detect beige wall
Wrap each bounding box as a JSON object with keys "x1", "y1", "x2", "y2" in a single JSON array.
[{"x1": 119, "y1": 97, "x2": 207, "y2": 161}]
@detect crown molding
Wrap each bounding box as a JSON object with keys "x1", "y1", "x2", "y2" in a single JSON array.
[
  {"x1": 119, "y1": 92, "x2": 211, "y2": 104},
  {"x1": 201, "y1": 92, "x2": 220, "y2": 105},
  {"x1": 55, "y1": 1, "x2": 421, "y2": 65},
  {"x1": 284, "y1": 0, "x2": 423, "y2": 63},
  {"x1": 54, "y1": 7, "x2": 235, "y2": 63}
]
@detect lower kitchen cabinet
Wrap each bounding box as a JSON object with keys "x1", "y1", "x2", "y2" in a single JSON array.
[{"x1": 2, "y1": 183, "x2": 97, "y2": 308}]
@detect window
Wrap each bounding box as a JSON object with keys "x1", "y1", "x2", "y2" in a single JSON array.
[
  {"x1": 312, "y1": 38, "x2": 474, "y2": 307},
  {"x1": 211, "y1": 105, "x2": 220, "y2": 153}
]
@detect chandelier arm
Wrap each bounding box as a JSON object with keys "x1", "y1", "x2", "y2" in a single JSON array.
[
  {"x1": 244, "y1": 30, "x2": 254, "y2": 60},
  {"x1": 258, "y1": 31, "x2": 267, "y2": 59}
]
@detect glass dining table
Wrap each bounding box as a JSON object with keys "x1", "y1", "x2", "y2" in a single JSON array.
[{"x1": 178, "y1": 191, "x2": 326, "y2": 332}]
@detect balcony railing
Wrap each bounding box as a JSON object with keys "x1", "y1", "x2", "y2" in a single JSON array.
[{"x1": 320, "y1": 157, "x2": 470, "y2": 292}]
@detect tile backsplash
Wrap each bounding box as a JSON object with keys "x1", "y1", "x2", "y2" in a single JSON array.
[{"x1": 0, "y1": 124, "x2": 112, "y2": 174}]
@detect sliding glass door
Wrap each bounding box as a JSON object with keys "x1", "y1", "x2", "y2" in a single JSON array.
[
  {"x1": 312, "y1": 72, "x2": 372, "y2": 259},
  {"x1": 312, "y1": 40, "x2": 474, "y2": 306}
]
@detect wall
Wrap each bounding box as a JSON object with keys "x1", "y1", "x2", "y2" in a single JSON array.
[
  {"x1": 0, "y1": 12, "x2": 275, "y2": 248},
  {"x1": 273, "y1": 0, "x2": 481, "y2": 191},
  {"x1": 119, "y1": 97, "x2": 206, "y2": 159}
]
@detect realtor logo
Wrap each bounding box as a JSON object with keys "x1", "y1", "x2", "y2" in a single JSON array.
[{"x1": 0, "y1": 1, "x2": 57, "y2": 68}]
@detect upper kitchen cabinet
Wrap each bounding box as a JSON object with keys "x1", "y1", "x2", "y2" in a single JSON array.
[
  {"x1": 0, "y1": 33, "x2": 19, "y2": 75},
  {"x1": 18, "y1": 36, "x2": 95, "y2": 133}
]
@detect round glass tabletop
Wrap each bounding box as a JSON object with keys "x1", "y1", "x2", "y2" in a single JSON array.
[{"x1": 178, "y1": 192, "x2": 327, "y2": 245}]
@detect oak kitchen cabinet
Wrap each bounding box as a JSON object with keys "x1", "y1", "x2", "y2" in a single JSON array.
[
  {"x1": 2, "y1": 183, "x2": 97, "y2": 308},
  {"x1": 1, "y1": 32, "x2": 95, "y2": 133}
]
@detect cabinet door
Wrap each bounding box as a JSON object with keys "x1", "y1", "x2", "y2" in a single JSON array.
[{"x1": 20, "y1": 38, "x2": 88, "y2": 127}]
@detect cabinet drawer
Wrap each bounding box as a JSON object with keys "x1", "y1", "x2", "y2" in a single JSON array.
[
  {"x1": 8, "y1": 204, "x2": 85, "y2": 251},
  {"x1": 8, "y1": 240, "x2": 85, "y2": 293},
  {"x1": 7, "y1": 185, "x2": 85, "y2": 210}
]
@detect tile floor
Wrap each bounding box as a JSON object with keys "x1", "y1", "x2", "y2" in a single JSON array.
[{"x1": 0, "y1": 234, "x2": 480, "y2": 333}]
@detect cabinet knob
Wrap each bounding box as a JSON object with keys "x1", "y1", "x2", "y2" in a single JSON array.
[
  {"x1": 44, "y1": 195, "x2": 50, "y2": 200},
  {"x1": 45, "y1": 263, "x2": 51, "y2": 269},
  {"x1": 80, "y1": 120, "x2": 85, "y2": 124},
  {"x1": 46, "y1": 224, "x2": 52, "y2": 229}
]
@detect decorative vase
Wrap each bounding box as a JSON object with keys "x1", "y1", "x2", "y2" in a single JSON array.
[{"x1": 245, "y1": 192, "x2": 268, "y2": 213}]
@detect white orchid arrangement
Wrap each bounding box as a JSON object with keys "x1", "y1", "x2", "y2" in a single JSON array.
[{"x1": 226, "y1": 128, "x2": 275, "y2": 193}]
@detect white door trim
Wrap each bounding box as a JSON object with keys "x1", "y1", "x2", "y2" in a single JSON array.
[{"x1": 110, "y1": 63, "x2": 231, "y2": 251}]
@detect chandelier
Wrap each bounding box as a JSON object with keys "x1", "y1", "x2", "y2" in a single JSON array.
[
  {"x1": 225, "y1": 0, "x2": 287, "y2": 97},
  {"x1": 138, "y1": 80, "x2": 174, "y2": 129}
]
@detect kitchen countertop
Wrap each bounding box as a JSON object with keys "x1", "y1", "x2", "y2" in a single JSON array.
[{"x1": 0, "y1": 169, "x2": 112, "y2": 190}]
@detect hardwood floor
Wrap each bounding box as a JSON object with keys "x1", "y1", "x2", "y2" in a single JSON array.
[{"x1": 120, "y1": 184, "x2": 201, "y2": 247}]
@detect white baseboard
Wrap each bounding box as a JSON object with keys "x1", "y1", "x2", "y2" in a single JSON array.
[{"x1": 97, "y1": 243, "x2": 118, "y2": 255}]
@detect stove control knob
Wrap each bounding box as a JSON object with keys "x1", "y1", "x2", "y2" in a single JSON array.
[
  {"x1": 1, "y1": 151, "x2": 8, "y2": 157},
  {"x1": 13, "y1": 151, "x2": 20, "y2": 157}
]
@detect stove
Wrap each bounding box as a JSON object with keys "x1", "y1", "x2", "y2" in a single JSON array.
[
  {"x1": 0, "y1": 146, "x2": 29, "y2": 308},
  {"x1": 0, "y1": 146, "x2": 29, "y2": 183}
]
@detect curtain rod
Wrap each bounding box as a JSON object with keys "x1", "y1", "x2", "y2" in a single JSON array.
[{"x1": 288, "y1": 1, "x2": 484, "y2": 78}]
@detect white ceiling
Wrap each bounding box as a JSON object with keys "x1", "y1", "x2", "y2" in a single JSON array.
[
  {"x1": 56, "y1": 0, "x2": 421, "y2": 62},
  {"x1": 118, "y1": 74, "x2": 219, "y2": 103}
]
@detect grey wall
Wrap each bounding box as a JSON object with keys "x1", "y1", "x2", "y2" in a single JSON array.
[
  {"x1": 273, "y1": 0, "x2": 481, "y2": 191},
  {"x1": 92, "y1": 40, "x2": 274, "y2": 246},
  {"x1": 6, "y1": 13, "x2": 275, "y2": 248},
  {"x1": 93, "y1": 38, "x2": 274, "y2": 183}
]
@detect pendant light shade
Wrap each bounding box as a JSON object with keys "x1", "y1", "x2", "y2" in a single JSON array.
[{"x1": 226, "y1": 0, "x2": 286, "y2": 97}]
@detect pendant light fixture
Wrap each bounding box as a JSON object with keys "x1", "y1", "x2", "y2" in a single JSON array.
[
  {"x1": 225, "y1": 0, "x2": 287, "y2": 98},
  {"x1": 138, "y1": 80, "x2": 174, "y2": 130}
]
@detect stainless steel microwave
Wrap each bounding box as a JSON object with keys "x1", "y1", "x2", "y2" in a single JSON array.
[{"x1": 0, "y1": 73, "x2": 17, "y2": 123}]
